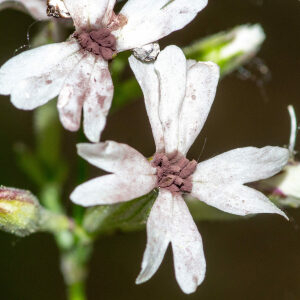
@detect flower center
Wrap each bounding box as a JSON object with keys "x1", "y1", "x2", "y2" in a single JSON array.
[
  {"x1": 75, "y1": 28, "x2": 116, "y2": 60},
  {"x1": 152, "y1": 152, "x2": 197, "y2": 194}
]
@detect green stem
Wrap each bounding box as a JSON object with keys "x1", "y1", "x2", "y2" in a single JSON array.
[
  {"x1": 57, "y1": 229, "x2": 93, "y2": 300},
  {"x1": 68, "y1": 281, "x2": 87, "y2": 300}
]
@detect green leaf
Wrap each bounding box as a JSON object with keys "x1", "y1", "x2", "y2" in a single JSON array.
[
  {"x1": 34, "y1": 100, "x2": 62, "y2": 168},
  {"x1": 14, "y1": 143, "x2": 46, "y2": 186},
  {"x1": 83, "y1": 190, "x2": 241, "y2": 237},
  {"x1": 161, "y1": 0, "x2": 175, "y2": 10},
  {"x1": 83, "y1": 190, "x2": 158, "y2": 235}
]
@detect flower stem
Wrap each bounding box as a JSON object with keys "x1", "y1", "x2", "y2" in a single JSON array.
[
  {"x1": 58, "y1": 232, "x2": 93, "y2": 300},
  {"x1": 68, "y1": 281, "x2": 87, "y2": 300}
]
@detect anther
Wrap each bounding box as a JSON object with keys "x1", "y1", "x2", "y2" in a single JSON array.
[{"x1": 75, "y1": 28, "x2": 117, "y2": 60}]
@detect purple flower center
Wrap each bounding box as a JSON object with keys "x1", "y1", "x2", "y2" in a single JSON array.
[
  {"x1": 75, "y1": 28, "x2": 117, "y2": 60},
  {"x1": 152, "y1": 152, "x2": 197, "y2": 194}
]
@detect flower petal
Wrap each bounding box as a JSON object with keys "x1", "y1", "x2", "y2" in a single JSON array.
[
  {"x1": 0, "y1": 41, "x2": 80, "y2": 96},
  {"x1": 187, "y1": 59, "x2": 197, "y2": 69},
  {"x1": 171, "y1": 194, "x2": 206, "y2": 294},
  {"x1": 102, "y1": 0, "x2": 116, "y2": 26},
  {"x1": 63, "y1": 0, "x2": 109, "y2": 29},
  {"x1": 155, "y1": 46, "x2": 187, "y2": 153},
  {"x1": 265, "y1": 163, "x2": 300, "y2": 199},
  {"x1": 191, "y1": 182, "x2": 287, "y2": 218},
  {"x1": 115, "y1": 0, "x2": 208, "y2": 51},
  {"x1": 193, "y1": 146, "x2": 289, "y2": 185},
  {"x1": 77, "y1": 141, "x2": 156, "y2": 175},
  {"x1": 10, "y1": 52, "x2": 81, "y2": 110},
  {"x1": 136, "y1": 189, "x2": 172, "y2": 285},
  {"x1": 178, "y1": 62, "x2": 220, "y2": 155},
  {"x1": 82, "y1": 57, "x2": 113, "y2": 142},
  {"x1": 0, "y1": 0, "x2": 47, "y2": 19},
  {"x1": 57, "y1": 53, "x2": 96, "y2": 132},
  {"x1": 71, "y1": 174, "x2": 156, "y2": 206},
  {"x1": 128, "y1": 55, "x2": 164, "y2": 151}
]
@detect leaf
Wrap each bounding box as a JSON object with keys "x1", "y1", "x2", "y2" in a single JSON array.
[
  {"x1": 83, "y1": 190, "x2": 240, "y2": 237},
  {"x1": 34, "y1": 100, "x2": 62, "y2": 168},
  {"x1": 14, "y1": 143, "x2": 46, "y2": 186},
  {"x1": 83, "y1": 190, "x2": 158, "y2": 235}
]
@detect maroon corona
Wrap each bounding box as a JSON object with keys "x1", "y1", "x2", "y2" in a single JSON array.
[
  {"x1": 152, "y1": 152, "x2": 197, "y2": 193},
  {"x1": 75, "y1": 28, "x2": 117, "y2": 60}
]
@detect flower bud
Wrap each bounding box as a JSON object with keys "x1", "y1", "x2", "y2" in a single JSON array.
[
  {"x1": 257, "y1": 162, "x2": 300, "y2": 208},
  {"x1": 0, "y1": 186, "x2": 40, "y2": 237},
  {"x1": 184, "y1": 24, "x2": 266, "y2": 76}
]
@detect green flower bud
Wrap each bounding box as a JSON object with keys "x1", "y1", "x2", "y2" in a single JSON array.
[
  {"x1": 184, "y1": 24, "x2": 266, "y2": 76},
  {"x1": 0, "y1": 186, "x2": 40, "y2": 237}
]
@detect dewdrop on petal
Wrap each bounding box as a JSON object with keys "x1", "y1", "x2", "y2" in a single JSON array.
[
  {"x1": 133, "y1": 43, "x2": 160, "y2": 62},
  {"x1": 0, "y1": 186, "x2": 40, "y2": 237}
]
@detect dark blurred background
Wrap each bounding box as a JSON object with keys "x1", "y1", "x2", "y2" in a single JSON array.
[{"x1": 0, "y1": 0, "x2": 300, "y2": 299}]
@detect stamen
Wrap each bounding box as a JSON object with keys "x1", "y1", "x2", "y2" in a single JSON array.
[
  {"x1": 152, "y1": 152, "x2": 197, "y2": 194},
  {"x1": 75, "y1": 28, "x2": 117, "y2": 60}
]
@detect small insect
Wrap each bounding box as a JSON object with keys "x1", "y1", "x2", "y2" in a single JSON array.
[
  {"x1": 47, "y1": 0, "x2": 71, "y2": 18},
  {"x1": 133, "y1": 43, "x2": 160, "y2": 63}
]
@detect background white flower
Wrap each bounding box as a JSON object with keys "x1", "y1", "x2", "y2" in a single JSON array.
[
  {"x1": 0, "y1": 0, "x2": 47, "y2": 20},
  {"x1": 71, "y1": 45, "x2": 289, "y2": 293},
  {"x1": 0, "y1": 0, "x2": 208, "y2": 142}
]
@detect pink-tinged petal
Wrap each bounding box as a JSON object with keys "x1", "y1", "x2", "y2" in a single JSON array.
[
  {"x1": 191, "y1": 182, "x2": 287, "y2": 219},
  {"x1": 0, "y1": 0, "x2": 47, "y2": 19},
  {"x1": 0, "y1": 41, "x2": 80, "y2": 96},
  {"x1": 128, "y1": 55, "x2": 164, "y2": 151},
  {"x1": 77, "y1": 141, "x2": 156, "y2": 175},
  {"x1": 63, "y1": 0, "x2": 109, "y2": 29},
  {"x1": 10, "y1": 52, "x2": 82, "y2": 110},
  {"x1": 264, "y1": 163, "x2": 300, "y2": 199},
  {"x1": 155, "y1": 46, "x2": 187, "y2": 153},
  {"x1": 171, "y1": 194, "x2": 206, "y2": 294},
  {"x1": 115, "y1": 0, "x2": 208, "y2": 52},
  {"x1": 70, "y1": 174, "x2": 156, "y2": 206},
  {"x1": 83, "y1": 57, "x2": 113, "y2": 142},
  {"x1": 193, "y1": 147, "x2": 289, "y2": 185},
  {"x1": 102, "y1": 0, "x2": 116, "y2": 26},
  {"x1": 136, "y1": 189, "x2": 173, "y2": 285},
  {"x1": 178, "y1": 62, "x2": 220, "y2": 155},
  {"x1": 57, "y1": 53, "x2": 96, "y2": 132}
]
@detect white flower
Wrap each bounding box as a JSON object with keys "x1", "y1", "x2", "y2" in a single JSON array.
[
  {"x1": 259, "y1": 161, "x2": 300, "y2": 201},
  {"x1": 220, "y1": 24, "x2": 265, "y2": 60},
  {"x1": 0, "y1": 0, "x2": 208, "y2": 142},
  {"x1": 70, "y1": 45, "x2": 289, "y2": 293},
  {"x1": 0, "y1": 0, "x2": 47, "y2": 19}
]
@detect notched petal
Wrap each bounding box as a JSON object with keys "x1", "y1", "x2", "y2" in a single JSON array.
[{"x1": 77, "y1": 141, "x2": 156, "y2": 175}]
